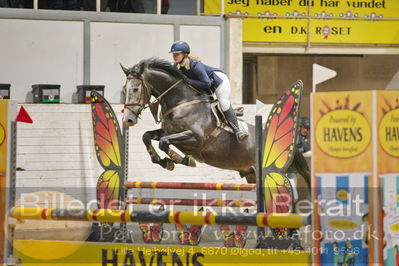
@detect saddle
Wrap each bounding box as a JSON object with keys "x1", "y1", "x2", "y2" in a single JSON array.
[
  {"x1": 149, "y1": 97, "x2": 244, "y2": 125},
  {"x1": 210, "y1": 101, "x2": 248, "y2": 137}
]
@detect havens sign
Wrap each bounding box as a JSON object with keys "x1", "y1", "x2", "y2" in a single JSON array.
[
  {"x1": 379, "y1": 108, "x2": 399, "y2": 157},
  {"x1": 315, "y1": 110, "x2": 371, "y2": 158}
]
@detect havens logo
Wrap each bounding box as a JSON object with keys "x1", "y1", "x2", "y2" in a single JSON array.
[
  {"x1": 328, "y1": 220, "x2": 358, "y2": 230},
  {"x1": 390, "y1": 222, "x2": 399, "y2": 232},
  {"x1": 316, "y1": 105, "x2": 371, "y2": 158},
  {"x1": 336, "y1": 189, "x2": 348, "y2": 201},
  {"x1": 379, "y1": 98, "x2": 399, "y2": 157}
]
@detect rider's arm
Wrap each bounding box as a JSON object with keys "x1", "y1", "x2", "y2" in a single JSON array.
[
  {"x1": 297, "y1": 135, "x2": 311, "y2": 153},
  {"x1": 187, "y1": 63, "x2": 212, "y2": 90}
]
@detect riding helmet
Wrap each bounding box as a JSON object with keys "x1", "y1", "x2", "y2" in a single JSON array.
[
  {"x1": 300, "y1": 117, "x2": 311, "y2": 128},
  {"x1": 169, "y1": 41, "x2": 190, "y2": 54}
]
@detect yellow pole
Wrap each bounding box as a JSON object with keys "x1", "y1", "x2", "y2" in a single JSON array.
[{"x1": 11, "y1": 207, "x2": 310, "y2": 228}]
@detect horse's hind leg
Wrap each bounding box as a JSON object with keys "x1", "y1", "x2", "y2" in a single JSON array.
[
  {"x1": 143, "y1": 129, "x2": 175, "y2": 170},
  {"x1": 167, "y1": 149, "x2": 196, "y2": 167},
  {"x1": 159, "y1": 130, "x2": 197, "y2": 167}
]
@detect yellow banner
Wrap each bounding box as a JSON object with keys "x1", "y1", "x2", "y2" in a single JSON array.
[
  {"x1": 312, "y1": 91, "x2": 373, "y2": 172},
  {"x1": 376, "y1": 90, "x2": 399, "y2": 265},
  {"x1": 0, "y1": 101, "x2": 8, "y2": 179},
  {"x1": 0, "y1": 100, "x2": 8, "y2": 264},
  {"x1": 311, "y1": 91, "x2": 375, "y2": 264},
  {"x1": 377, "y1": 90, "x2": 399, "y2": 172},
  {"x1": 205, "y1": 0, "x2": 399, "y2": 44},
  {"x1": 13, "y1": 240, "x2": 311, "y2": 265},
  {"x1": 243, "y1": 19, "x2": 399, "y2": 44}
]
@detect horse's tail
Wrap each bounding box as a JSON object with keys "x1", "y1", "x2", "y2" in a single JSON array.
[{"x1": 291, "y1": 150, "x2": 311, "y2": 188}]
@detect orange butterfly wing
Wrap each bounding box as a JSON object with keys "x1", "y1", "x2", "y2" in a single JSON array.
[
  {"x1": 175, "y1": 224, "x2": 203, "y2": 245},
  {"x1": 91, "y1": 92, "x2": 124, "y2": 209},
  {"x1": 151, "y1": 223, "x2": 163, "y2": 242},
  {"x1": 139, "y1": 223, "x2": 163, "y2": 243},
  {"x1": 175, "y1": 224, "x2": 189, "y2": 244},
  {"x1": 187, "y1": 225, "x2": 202, "y2": 245},
  {"x1": 262, "y1": 81, "x2": 302, "y2": 238},
  {"x1": 220, "y1": 225, "x2": 248, "y2": 248},
  {"x1": 139, "y1": 223, "x2": 152, "y2": 242}
]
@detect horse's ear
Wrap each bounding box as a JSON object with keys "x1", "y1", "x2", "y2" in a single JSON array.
[
  {"x1": 120, "y1": 64, "x2": 129, "y2": 76},
  {"x1": 135, "y1": 64, "x2": 144, "y2": 76}
]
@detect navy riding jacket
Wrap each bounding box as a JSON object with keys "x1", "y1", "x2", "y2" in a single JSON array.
[
  {"x1": 175, "y1": 58, "x2": 223, "y2": 93},
  {"x1": 297, "y1": 134, "x2": 311, "y2": 153}
]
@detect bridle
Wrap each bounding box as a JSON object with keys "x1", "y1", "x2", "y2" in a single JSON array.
[
  {"x1": 123, "y1": 76, "x2": 150, "y2": 118},
  {"x1": 123, "y1": 75, "x2": 183, "y2": 118}
]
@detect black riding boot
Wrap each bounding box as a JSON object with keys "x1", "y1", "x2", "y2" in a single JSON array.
[{"x1": 223, "y1": 106, "x2": 248, "y2": 142}]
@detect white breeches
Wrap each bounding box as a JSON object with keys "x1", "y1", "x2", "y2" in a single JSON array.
[{"x1": 214, "y1": 71, "x2": 231, "y2": 112}]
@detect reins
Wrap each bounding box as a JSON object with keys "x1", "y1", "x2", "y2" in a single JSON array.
[
  {"x1": 152, "y1": 79, "x2": 183, "y2": 104},
  {"x1": 124, "y1": 78, "x2": 182, "y2": 118},
  {"x1": 124, "y1": 74, "x2": 212, "y2": 122}
]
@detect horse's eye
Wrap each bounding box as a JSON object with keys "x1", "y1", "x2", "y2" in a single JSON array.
[{"x1": 133, "y1": 88, "x2": 139, "y2": 92}]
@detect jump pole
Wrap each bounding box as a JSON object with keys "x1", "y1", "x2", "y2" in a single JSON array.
[
  {"x1": 11, "y1": 207, "x2": 310, "y2": 228},
  {"x1": 124, "y1": 181, "x2": 256, "y2": 191},
  {"x1": 126, "y1": 197, "x2": 256, "y2": 207}
]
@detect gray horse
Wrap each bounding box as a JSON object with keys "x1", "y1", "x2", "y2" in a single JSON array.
[{"x1": 121, "y1": 58, "x2": 310, "y2": 187}]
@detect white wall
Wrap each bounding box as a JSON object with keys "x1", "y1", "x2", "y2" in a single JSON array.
[
  {"x1": 89, "y1": 22, "x2": 222, "y2": 102},
  {"x1": 180, "y1": 25, "x2": 221, "y2": 69},
  {"x1": 0, "y1": 19, "x2": 84, "y2": 103},
  {"x1": 0, "y1": 17, "x2": 223, "y2": 103},
  {"x1": 90, "y1": 22, "x2": 175, "y2": 102}
]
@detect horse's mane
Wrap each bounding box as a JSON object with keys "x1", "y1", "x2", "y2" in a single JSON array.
[{"x1": 136, "y1": 57, "x2": 187, "y2": 81}]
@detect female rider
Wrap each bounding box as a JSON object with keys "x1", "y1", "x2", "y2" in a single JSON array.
[{"x1": 169, "y1": 41, "x2": 248, "y2": 142}]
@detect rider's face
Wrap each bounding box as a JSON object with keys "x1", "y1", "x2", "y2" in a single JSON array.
[
  {"x1": 300, "y1": 126, "x2": 309, "y2": 137},
  {"x1": 173, "y1": 52, "x2": 185, "y2": 64}
]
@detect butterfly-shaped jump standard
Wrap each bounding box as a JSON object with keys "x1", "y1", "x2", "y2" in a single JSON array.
[
  {"x1": 262, "y1": 80, "x2": 302, "y2": 239},
  {"x1": 92, "y1": 92, "x2": 164, "y2": 243},
  {"x1": 220, "y1": 225, "x2": 248, "y2": 248},
  {"x1": 175, "y1": 224, "x2": 203, "y2": 245},
  {"x1": 91, "y1": 92, "x2": 125, "y2": 209},
  {"x1": 139, "y1": 223, "x2": 163, "y2": 243}
]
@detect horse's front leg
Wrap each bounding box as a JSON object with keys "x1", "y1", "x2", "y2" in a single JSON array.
[
  {"x1": 142, "y1": 129, "x2": 175, "y2": 171},
  {"x1": 159, "y1": 130, "x2": 197, "y2": 167}
]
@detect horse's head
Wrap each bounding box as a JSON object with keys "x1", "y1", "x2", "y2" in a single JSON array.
[
  {"x1": 121, "y1": 63, "x2": 151, "y2": 126},
  {"x1": 121, "y1": 58, "x2": 191, "y2": 126}
]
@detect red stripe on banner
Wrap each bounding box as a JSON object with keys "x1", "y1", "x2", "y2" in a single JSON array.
[
  {"x1": 41, "y1": 209, "x2": 48, "y2": 220},
  {"x1": 92, "y1": 210, "x2": 98, "y2": 221},
  {"x1": 120, "y1": 210, "x2": 126, "y2": 222},
  {"x1": 174, "y1": 212, "x2": 181, "y2": 224}
]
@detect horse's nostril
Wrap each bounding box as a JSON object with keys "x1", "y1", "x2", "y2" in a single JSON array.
[{"x1": 128, "y1": 119, "x2": 133, "y2": 123}]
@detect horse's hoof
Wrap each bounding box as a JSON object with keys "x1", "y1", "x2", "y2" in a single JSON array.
[
  {"x1": 160, "y1": 158, "x2": 175, "y2": 171},
  {"x1": 183, "y1": 156, "x2": 196, "y2": 167},
  {"x1": 188, "y1": 157, "x2": 196, "y2": 167},
  {"x1": 166, "y1": 160, "x2": 175, "y2": 171}
]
